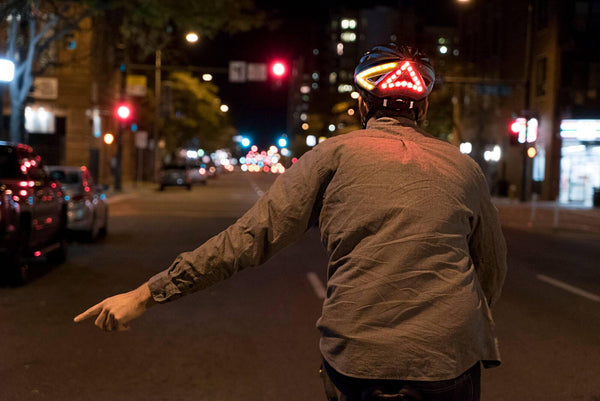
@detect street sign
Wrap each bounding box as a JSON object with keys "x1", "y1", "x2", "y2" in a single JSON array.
[
  {"x1": 126, "y1": 74, "x2": 147, "y2": 97},
  {"x1": 247, "y1": 63, "x2": 267, "y2": 81},
  {"x1": 229, "y1": 61, "x2": 247, "y2": 83},
  {"x1": 135, "y1": 131, "x2": 148, "y2": 149}
]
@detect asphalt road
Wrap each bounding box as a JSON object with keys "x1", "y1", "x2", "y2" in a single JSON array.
[{"x1": 1, "y1": 171, "x2": 599, "y2": 401}]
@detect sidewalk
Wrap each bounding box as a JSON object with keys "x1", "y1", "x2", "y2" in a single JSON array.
[
  {"x1": 493, "y1": 197, "x2": 600, "y2": 239},
  {"x1": 104, "y1": 181, "x2": 156, "y2": 205}
]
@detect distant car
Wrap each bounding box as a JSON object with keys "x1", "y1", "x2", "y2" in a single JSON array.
[
  {"x1": 188, "y1": 164, "x2": 208, "y2": 186},
  {"x1": 159, "y1": 164, "x2": 192, "y2": 191},
  {"x1": 0, "y1": 142, "x2": 68, "y2": 284},
  {"x1": 47, "y1": 165, "x2": 108, "y2": 241}
]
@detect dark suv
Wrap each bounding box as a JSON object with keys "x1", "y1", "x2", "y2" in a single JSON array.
[{"x1": 0, "y1": 142, "x2": 68, "y2": 284}]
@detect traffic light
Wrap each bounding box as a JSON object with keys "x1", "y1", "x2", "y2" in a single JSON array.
[
  {"x1": 509, "y1": 117, "x2": 526, "y2": 145},
  {"x1": 115, "y1": 103, "x2": 132, "y2": 121},
  {"x1": 270, "y1": 61, "x2": 287, "y2": 79},
  {"x1": 277, "y1": 135, "x2": 288, "y2": 148},
  {"x1": 509, "y1": 116, "x2": 538, "y2": 145},
  {"x1": 103, "y1": 133, "x2": 115, "y2": 145},
  {"x1": 526, "y1": 146, "x2": 537, "y2": 158}
]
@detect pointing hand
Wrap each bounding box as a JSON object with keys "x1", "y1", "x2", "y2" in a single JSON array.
[{"x1": 74, "y1": 283, "x2": 156, "y2": 331}]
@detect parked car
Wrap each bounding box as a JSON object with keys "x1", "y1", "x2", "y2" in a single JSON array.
[
  {"x1": 159, "y1": 164, "x2": 192, "y2": 191},
  {"x1": 47, "y1": 165, "x2": 108, "y2": 241},
  {"x1": 0, "y1": 142, "x2": 68, "y2": 284}
]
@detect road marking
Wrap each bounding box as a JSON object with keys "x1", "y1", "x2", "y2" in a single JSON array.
[
  {"x1": 249, "y1": 181, "x2": 264, "y2": 197},
  {"x1": 107, "y1": 194, "x2": 138, "y2": 205},
  {"x1": 536, "y1": 274, "x2": 600, "y2": 303},
  {"x1": 307, "y1": 272, "x2": 327, "y2": 300}
]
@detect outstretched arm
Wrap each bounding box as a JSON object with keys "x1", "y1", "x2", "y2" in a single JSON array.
[{"x1": 73, "y1": 283, "x2": 157, "y2": 331}]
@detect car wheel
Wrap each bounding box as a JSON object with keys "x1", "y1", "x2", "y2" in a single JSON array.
[
  {"x1": 98, "y1": 208, "x2": 108, "y2": 239},
  {"x1": 187, "y1": 184, "x2": 192, "y2": 190},
  {"x1": 48, "y1": 208, "x2": 68, "y2": 264},
  {"x1": 3, "y1": 224, "x2": 31, "y2": 286},
  {"x1": 201, "y1": 180, "x2": 208, "y2": 186},
  {"x1": 86, "y1": 211, "x2": 102, "y2": 242},
  {"x1": 159, "y1": 185, "x2": 165, "y2": 191}
]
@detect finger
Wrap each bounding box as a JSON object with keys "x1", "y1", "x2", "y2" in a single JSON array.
[
  {"x1": 74, "y1": 303, "x2": 103, "y2": 322},
  {"x1": 106, "y1": 313, "x2": 115, "y2": 332},
  {"x1": 94, "y1": 308, "x2": 109, "y2": 330}
]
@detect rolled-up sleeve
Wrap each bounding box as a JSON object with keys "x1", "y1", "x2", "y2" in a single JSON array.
[
  {"x1": 469, "y1": 192, "x2": 508, "y2": 307},
  {"x1": 148, "y1": 146, "x2": 334, "y2": 303}
]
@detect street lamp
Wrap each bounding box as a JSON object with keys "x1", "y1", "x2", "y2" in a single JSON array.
[
  {"x1": 0, "y1": 58, "x2": 15, "y2": 139},
  {"x1": 220, "y1": 104, "x2": 229, "y2": 112},
  {"x1": 185, "y1": 32, "x2": 199, "y2": 43},
  {"x1": 0, "y1": 58, "x2": 15, "y2": 82}
]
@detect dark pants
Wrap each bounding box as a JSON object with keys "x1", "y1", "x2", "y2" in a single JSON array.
[{"x1": 323, "y1": 360, "x2": 481, "y2": 401}]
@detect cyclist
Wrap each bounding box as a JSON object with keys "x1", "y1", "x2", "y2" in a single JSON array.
[{"x1": 75, "y1": 44, "x2": 507, "y2": 401}]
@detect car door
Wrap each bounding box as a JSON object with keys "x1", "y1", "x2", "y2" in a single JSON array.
[{"x1": 28, "y1": 158, "x2": 62, "y2": 248}]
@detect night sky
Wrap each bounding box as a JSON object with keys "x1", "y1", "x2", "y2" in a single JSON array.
[{"x1": 186, "y1": 0, "x2": 456, "y2": 148}]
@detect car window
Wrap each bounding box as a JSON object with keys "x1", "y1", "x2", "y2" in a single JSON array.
[
  {"x1": 49, "y1": 170, "x2": 81, "y2": 184},
  {"x1": 0, "y1": 147, "x2": 21, "y2": 179}
]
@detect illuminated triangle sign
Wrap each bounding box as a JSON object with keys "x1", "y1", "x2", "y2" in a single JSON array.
[{"x1": 378, "y1": 61, "x2": 425, "y2": 94}]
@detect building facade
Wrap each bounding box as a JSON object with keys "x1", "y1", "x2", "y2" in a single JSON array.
[{"x1": 460, "y1": 0, "x2": 600, "y2": 205}]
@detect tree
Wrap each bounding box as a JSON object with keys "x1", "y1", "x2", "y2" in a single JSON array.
[
  {"x1": 161, "y1": 72, "x2": 236, "y2": 153},
  {"x1": 1, "y1": 0, "x2": 92, "y2": 143},
  {"x1": 1, "y1": 0, "x2": 268, "y2": 143}
]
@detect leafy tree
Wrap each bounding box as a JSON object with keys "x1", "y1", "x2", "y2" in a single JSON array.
[
  {"x1": 1, "y1": 0, "x2": 92, "y2": 142},
  {"x1": 1, "y1": 0, "x2": 267, "y2": 143},
  {"x1": 161, "y1": 72, "x2": 236, "y2": 153}
]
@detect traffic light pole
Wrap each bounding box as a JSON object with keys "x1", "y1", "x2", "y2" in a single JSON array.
[
  {"x1": 114, "y1": 66, "x2": 127, "y2": 192},
  {"x1": 520, "y1": 144, "x2": 528, "y2": 202}
]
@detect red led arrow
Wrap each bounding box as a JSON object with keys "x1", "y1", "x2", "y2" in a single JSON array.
[{"x1": 378, "y1": 61, "x2": 425, "y2": 94}]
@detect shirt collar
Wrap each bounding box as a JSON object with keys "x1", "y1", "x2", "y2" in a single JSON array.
[{"x1": 366, "y1": 116, "x2": 418, "y2": 130}]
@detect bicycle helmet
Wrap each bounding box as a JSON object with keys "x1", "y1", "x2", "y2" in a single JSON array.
[{"x1": 354, "y1": 44, "x2": 435, "y2": 127}]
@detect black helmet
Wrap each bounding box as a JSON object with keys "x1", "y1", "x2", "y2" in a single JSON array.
[{"x1": 354, "y1": 44, "x2": 435, "y2": 125}]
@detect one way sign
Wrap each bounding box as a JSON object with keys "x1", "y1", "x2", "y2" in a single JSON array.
[{"x1": 229, "y1": 61, "x2": 247, "y2": 83}]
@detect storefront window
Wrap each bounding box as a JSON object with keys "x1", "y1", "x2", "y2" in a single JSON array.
[{"x1": 559, "y1": 119, "x2": 600, "y2": 206}]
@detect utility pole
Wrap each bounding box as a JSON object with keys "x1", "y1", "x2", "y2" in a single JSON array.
[
  {"x1": 115, "y1": 65, "x2": 127, "y2": 191},
  {"x1": 521, "y1": 0, "x2": 535, "y2": 202},
  {"x1": 153, "y1": 49, "x2": 162, "y2": 183}
]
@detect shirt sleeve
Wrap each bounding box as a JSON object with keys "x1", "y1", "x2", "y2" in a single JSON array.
[
  {"x1": 469, "y1": 190, "x2": 508, "y2": 307},
  {"x1": 148, "y1": 145, "x2": 334, "y2": 303}
]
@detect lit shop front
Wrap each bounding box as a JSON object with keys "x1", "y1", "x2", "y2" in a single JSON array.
[{"x1": 559, "y1": 119, "x2": 600, "y2": 206}]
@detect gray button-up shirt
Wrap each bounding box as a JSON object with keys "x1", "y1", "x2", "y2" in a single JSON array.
[{"x1": 149, "y1": 116, "x2": 507, "y2": 381}]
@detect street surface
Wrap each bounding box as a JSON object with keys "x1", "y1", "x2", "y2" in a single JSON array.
[{"x1": 1, "y1": 171, "x2": 599, "y2": 401}]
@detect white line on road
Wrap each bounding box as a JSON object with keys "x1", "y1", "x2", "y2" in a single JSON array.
[
  {"x1": 536, "y1": 274, "x2": 600, "y2": 303},
  {"x1": 249, "y1": 181, "x2": 264, "y2": 197},
  {"x1": 307, "y1": 272, "x2": 327, "y2": 300},
  {"x1": 107, "y1": 194, "x2": 138, "y2": 205}
]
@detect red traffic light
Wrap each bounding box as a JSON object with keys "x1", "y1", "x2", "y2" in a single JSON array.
[
  {"x1": 510, "y1": 120, "x2": 522, "y2": 134},
  {"x1": 271, "y1": 61, "x2": 287, "y2": 78},
  {"x1": 116, "y1": 104, "x2": 132, "y2": 121}
]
